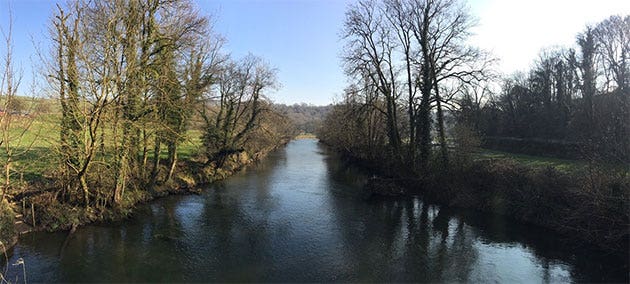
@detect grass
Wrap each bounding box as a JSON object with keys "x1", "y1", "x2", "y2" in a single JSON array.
[
  {"x1": 178, "y1": 130, "x2": 203, "y2": 160},
  {"x1": 0, "y1": 112, "x2": 206, "y2": 185},
  {"x1": 0, "y1": 113, "x2": 58, "y2": 182},
  {"x1": 294, "y1": 132, "x2": 317, "y2": 139},
  {"x1": 475, "y1": 149, "x2": 586, "y2": 172},
  {"x1": 474, "y1": 148, "x2": 629, "y2": 173},
  {"x1": 1, "y1": 97, "x2": 622, "y2": 183}
]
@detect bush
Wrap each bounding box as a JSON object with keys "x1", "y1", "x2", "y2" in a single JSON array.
[
  {"x1": 0, "y1": 199, "x2": 17, "y2": 250},
  {"x1": 448, "y1": 159, "x2": 629, "y2": 252},
  {"x1": 452, "y1": 123, "x2": 481, "y2": 169},
  {"x1": 482, "y1": 136, "x2": 582, "y2": 159}
]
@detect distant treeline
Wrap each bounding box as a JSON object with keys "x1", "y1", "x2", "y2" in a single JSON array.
[{"x1": 273, "y1": 103, "x2": 332, "y2": 133}]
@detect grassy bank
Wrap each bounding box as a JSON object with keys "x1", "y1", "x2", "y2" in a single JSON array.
[
  {"x1": 475, "y1": 148, "x2": 629, "y2": 173},
  {"x1": 0, "y1": 109, "x2": 292, "y2": 255},
  {"x1": 474, "y1": 149, "x2": 586, "y2": 172},
  {"x1": 419, "y1": 159, "x2": 629, "y2": 253},
  {"x1": 0, "y1": 140, "x2": 288, "y2": 257},
  {"x1": 328, "y1": 143, "x2": 629, "y2": 255}
]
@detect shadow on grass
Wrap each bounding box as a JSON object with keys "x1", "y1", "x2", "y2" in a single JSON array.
[{"x1": 0, "y1": 146, "x2": 57, "y2": 183}]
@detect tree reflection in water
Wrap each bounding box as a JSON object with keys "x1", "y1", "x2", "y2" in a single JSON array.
[{"x1": 2, "y1": 139, "x2": 627, "y2": 282}]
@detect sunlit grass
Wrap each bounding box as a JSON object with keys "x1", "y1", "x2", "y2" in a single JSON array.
[
  {"x1": 294, "y1": 132, "x2": 317, "y2": 139},
  {"x1": 0, "y1": 114, "x2": 58, "y2": 181},
  {"x1": 0, "y1": 112, "x2": 206, "y2": 183},
  {"x1": 174, "y1": 129, "x2": 203, "y2": 160}
]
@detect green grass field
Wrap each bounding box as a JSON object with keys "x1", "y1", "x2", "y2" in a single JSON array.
[
  {"x1": 474, "y1": 149, "x2": 628, "y2": 173},
  {"x1": 1, "y1": 96, "x2": 623, "y2": 184},
  {"x1": 0, "y1": 113, "x2": 58, "y2": 181},
  {"x1": 0, "y1": 111, "x2": 206, "y2": 184}
]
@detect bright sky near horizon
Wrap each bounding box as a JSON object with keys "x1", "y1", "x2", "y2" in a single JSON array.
[{"x1": 1, "y1": 0, "x2": 629, "y2": 105}]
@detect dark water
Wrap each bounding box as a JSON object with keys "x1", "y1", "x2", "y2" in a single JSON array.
[{"x1": 2, "y1": 139, "x2": 628, "y2": 282}]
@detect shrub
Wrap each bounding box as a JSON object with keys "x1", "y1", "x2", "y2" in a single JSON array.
[
  {"x1": 451, "y1": 159, "x2": 629, "y2": 252},
  {"x1": 452, "y1": 123, "x2": 481, "y2": 169},
  {"x1": 0, "y1": 199, "x2": 17, "y2": 249}
]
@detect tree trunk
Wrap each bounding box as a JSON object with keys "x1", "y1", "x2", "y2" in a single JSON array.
[
  {"x1": 385, "y1": 93, "x2": 401, "y2": 160},
  {"x1": 141, "y1": 126, "x2": 149, "y2": 178},
  {"x1": 417, "y1": 4, "x2": 433, "y2": 171},
  {"x1": 405, "y1": 52, "x2": 416, "y2": 167},
  {"x1": 166, "y1": 142, "x2": 177, "y2": 182},
  {"x1": 80, "y1": 175, "x2": 89, "y2": 208},
  {"x1": 435, "y1": 89, "x2": 448, "y2": 166},
  {"x1": 114, "y1": 150, "x2": 127, "y2": 205},
  {"x1": 150, "y1": 136, "x2": 161, "y2": 184}
]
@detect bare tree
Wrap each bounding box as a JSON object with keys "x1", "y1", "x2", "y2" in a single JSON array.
[
  {"x1": 0, "y1": 9, "x2": 24, "y2": 200},
  {"x1": 594, "y1": 16, "x2": 629, "y2": 160},
  {"x1": 202, "y1": 54, "x2": 278, "y2": 165},
  {"x1": 383, "y1": 0, "x2": 418, "y2": 163},
  {"x1": 409, "y1": 0, "x2": 492, "y2": 167},
  {"x1": 50, "y1": 2, "x2": 118, "y2": 206},
  {"x1": 594, "y1": 15, "x2": 629, "y2": 93},
  {"x1": 577, "y1": 27, "x2": 597, "y2": 132},
  {"x1": 343, "y1": 0, "x2": 403, "y2": 161},
  {"x1": 45, "y1": 0, "x2": 221, "y2": 206},
  {"x1": 336, "y1": 0, "x2": 492, "y2": 171},
  {"x1": 0, "y1": 8, "x2": 41, "y2": 203},
  {"x1": 147, "y1": 0, "x2": 219, "y2": 183}
]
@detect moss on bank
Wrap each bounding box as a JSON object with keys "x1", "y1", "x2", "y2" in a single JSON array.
[{"x1": 0, "y1": 200, "x2": 17, "y2": 255}]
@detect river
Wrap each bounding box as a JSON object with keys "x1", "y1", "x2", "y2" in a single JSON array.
[{"x1": 2, "y1": 139, "x2": 627, "y2": 282}]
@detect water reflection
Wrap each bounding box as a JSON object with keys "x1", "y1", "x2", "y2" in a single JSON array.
[{"x1": 2, "y1": 139, "x2": 627, "y2": 282}]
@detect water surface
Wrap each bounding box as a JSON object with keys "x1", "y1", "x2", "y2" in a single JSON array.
[{"x1": 2, "y1": 139, "x2": 627, "y2": 282}]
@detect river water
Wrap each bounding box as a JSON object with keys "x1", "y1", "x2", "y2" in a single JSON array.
[{"x1": 2, "y1": 139, "x2": 627, "y2": 282}]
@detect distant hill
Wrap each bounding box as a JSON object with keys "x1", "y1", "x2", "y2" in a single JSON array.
[
  {"x1": 273, "y1": 103, "x2": 332, "y2": 134},
  {"x1": 0, "y1": 95, "x2": 57, "y2": 115}
]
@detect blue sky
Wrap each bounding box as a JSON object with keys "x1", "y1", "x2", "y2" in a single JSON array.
[
  {"x1": 1, "y1": 0, "x2": 629, "y2": 105},
  {"x1": 197, "y1": 0, "x2": 351, "y2": 105}
]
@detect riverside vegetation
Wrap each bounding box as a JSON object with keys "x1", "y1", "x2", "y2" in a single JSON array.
[
  {"x1": 318, "y1": 0, "x2": 628, "y2": 254},
  {"x1": 0, "y1": 0, "x2": 297, "y2": 254},
  {"x1": 0, "y1": 0, "x2": 628, "y2": 271}
]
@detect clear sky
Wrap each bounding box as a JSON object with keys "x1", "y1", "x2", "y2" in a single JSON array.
[{"x1": 1, "y1": 0, "x2": 629, "y2": 105}]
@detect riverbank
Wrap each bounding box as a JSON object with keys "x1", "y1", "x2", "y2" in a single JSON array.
[
  {"x1": 0, "y1": 199, "x2": 17, "y2": 256},
  {"x1": 6, "y1": 138, "x2": 626, "y2": 282},
  {"x1": 294, "y1": 132, "x2": 317, "y2": 139},
  {"x1": 419, "y1": 159, "x2": 628, "y2": 254},
  {"x1": 330, "y1": 144, "x2": 629, "y2": 255},
  {"x1": 0, "y1": 139, "x2": 290, "y2": 256}
]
